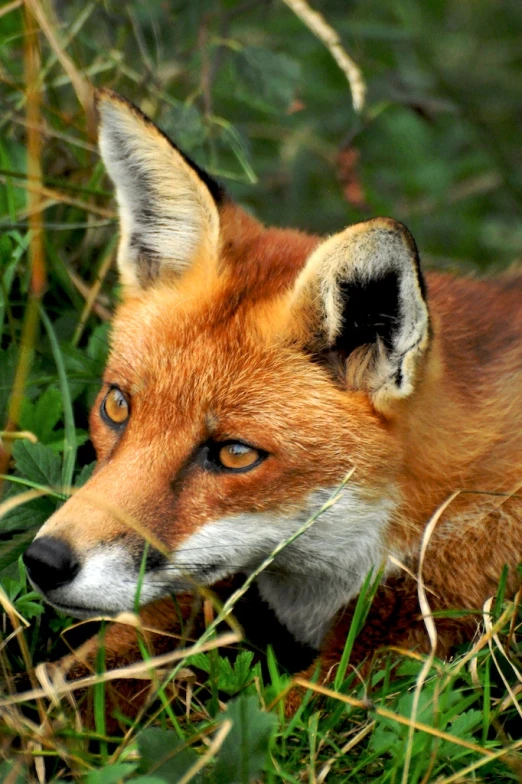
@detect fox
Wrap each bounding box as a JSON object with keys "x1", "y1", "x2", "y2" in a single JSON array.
[{"x1": 23, "y1": 89, "x2": 522, "y2": 716}]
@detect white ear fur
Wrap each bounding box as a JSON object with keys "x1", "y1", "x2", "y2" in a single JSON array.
[
  {"x1": 292, "y1": 218, "x2": 430, "y2": 404},
  {"x1": 97, "y1": 90, "x2": 221, "y2": 290}
]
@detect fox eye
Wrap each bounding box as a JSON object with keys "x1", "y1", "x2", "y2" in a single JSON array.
[
  {"x1": 205, "y1": 441, "x2": 264, "y2": 473},
  {"x1": 219, "y1": 443, "x2": 260, "y2": 470},
  {"x1": 102, "y1": 387, "x2": 129, "y2": 427}
]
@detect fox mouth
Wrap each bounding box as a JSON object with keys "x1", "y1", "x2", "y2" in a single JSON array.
[{"x1": 45, "y1": 599, "x2": 104, "y2": 619}]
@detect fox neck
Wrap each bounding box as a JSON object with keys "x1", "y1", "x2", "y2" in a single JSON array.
[
  {"x1": 253, "y1": 488, "x2": 393, "y2": 648},
  {"x1": 393, "y1": 318, "x2": 522, "y2": 552}
]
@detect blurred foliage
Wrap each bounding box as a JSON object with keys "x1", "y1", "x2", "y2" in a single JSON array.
[{"x1": 1, "y1": 0, "x2": 522, "y2": 276}]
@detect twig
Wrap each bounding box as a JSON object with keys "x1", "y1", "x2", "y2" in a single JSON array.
[
  {"x1": 72, "y1": 238, "x2": 116, "y2": 345},
  {"x1": 280, "y1": 0, "x2": 365, "y2": 113}
]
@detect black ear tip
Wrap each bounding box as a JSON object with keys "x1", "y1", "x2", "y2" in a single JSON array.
[
  {"x1": 362, "y1": 217, "x2": 417, "y2": 248},
  {"x1": 362, "y1": 216, "x2": 424, "y2": 297},
  {"x1": 95, "y1": 89, "x2": 140, "y2": 124}
]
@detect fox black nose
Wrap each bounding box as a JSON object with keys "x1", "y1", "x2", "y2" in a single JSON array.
[{"x1": 23, "y1": 536, "x2": 80, "y2": 593}]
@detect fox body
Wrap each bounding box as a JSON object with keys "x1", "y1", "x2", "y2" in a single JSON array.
[{"x1": 24, "y1": 91, "x2": 522, "y2": 689}]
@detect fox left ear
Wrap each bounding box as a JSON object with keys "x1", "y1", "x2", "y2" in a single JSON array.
[
  {"x1": 97, "y1": 89, "x2": 223, "y2": 291},
  {"x1": 291, "y1": 218, "x2": 430, "y2": 409}
]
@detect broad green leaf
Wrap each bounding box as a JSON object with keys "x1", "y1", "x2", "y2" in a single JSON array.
[
  {"x1": 19, "y1": 387, "x2": 63, "y2": 444},
  {"x1": 0, "y1": 489, "x2": 55, "y2": 534},
  {"x1": 61, "y1": 344, "x2": 102, "y2": 401},
  {"x1": 137, "y1": 728, "x2": 200, "y2": 783},
  {"x1": 75, "y1": 461, "x2": 96, "y2": 488},
  {"x1": 86, "y1": 322, "x2": 111, "y2": 366},
  {"x1": 214, "y1": 695, "x2": 277, "y2": 784},
  {"x1": 439, "y1": 710, "x2": 484, "y2": 758},
  {"x1": 188, "y1": 650, "x2": 256, "y2": 695},
  {"x1": 0, "y1": 759, "x2": 27, "y2": 784},
  {"x1": 370, "y1": 725, "x2": 400, "y2": 753},
  {"x1": 448, "y1": 709, "x2": 483, "y2": 737},
  {"x1": 47, "y1": 428, "x2": 89, "y2": 453},
  {"x1": 0, "y1": 529, "x2": 35, "y2": 571},
  {"x1": 84, "y1": 762, "x2": 138, "y2": 784},
  {"x1": 11, "y1": 440, "x2": 62, "y2": 488}
]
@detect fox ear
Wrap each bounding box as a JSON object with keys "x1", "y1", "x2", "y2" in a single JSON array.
[
  {"x1": 292, "y1": 218, "x2": 430, "y2": 408},
  {"x1": 96, "y1": 89, "x2": 223, "y2": 290}
]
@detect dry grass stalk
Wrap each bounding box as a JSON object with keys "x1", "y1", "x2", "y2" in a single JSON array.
[
  {"x1": 0, "y1": 430, "x2": 38, "y2": 444},
  {"x1": 280, "y1": 0, "x2": 366, "y2": 113},
  {"x1": 25, "y1": 0, "x2": 95, "y2": 132},
  {"x1": 316, "y1": 721, "x2": 375, "y2": 783},
  {"x1": 482, "y1": 596, "x2": 522, "y2": 719},
  {"x1": 72, "y1": 242, "x2": 116, "y2": 345},
  {"x1": 292, "y1": 678, "x2": 494, "y2": 757},
  {"x1": 0, "y1": 175, "x2": 116, "y2": 218},
  {"x1": 0, "y1": 0, "x2": 46, "y2": 486},
  {"x1": 0, "y1": 0, "x2": 22, "y2": 20},
  {"x1": 433, "y1": 736, "x2": 522, "y2": 784},
  {"x1": 402, "y1": 490, "x2": 461, "y2": 784},
  {"x1": 177, "y1": 719, "x2": 232, "y2": 784},
  {"x1": 0, "y1": 631, "x2": 241, "y2": 707},
  {"x1": 65, "y1": 265, "x2": 112, "y2": 322}
]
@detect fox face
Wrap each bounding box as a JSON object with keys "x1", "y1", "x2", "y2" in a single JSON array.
[{"x1": 24, "y1": 91, "x2": 430, "y2": 647}]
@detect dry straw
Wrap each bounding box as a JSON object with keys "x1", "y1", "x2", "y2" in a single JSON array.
[{"x1": 281, "y1": 0, "x2": 366, "y2": 113}]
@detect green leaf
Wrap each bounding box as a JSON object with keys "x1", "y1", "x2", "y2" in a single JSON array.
[
  {"x1": 217, "y1": 651, "x2": 257, "y2": 695},
  {"x1": 231, "y1": 46, "x2": 301, "y2": 114},
  {"x1": 131, "y1": 778, "x2": 168, "y2": 784},
  {"x1": 84, "y1": 762, "x2": 138, "y2": 784},
  {"x1": 18, "y1": 387, "x2": 63, "y2": 444},
  {"x1": 0, "y1": 529, "x2": 35, "y2": 571},
  {"x1": 11, "y1": 440, "x2": 62, "y2": 488},
  {"x1": 137, "y1": 728, "x2": 200, "y2": 783},
  {"x1": 86, "y1": 322, "x2": 111, "y2": 366},
  {"x1": 0, "y1": 759, "x2": 27, "y2": 784},
  {"x1": 439, "y1": 710, "x2": 484, "y2": 758},
  {"x1": 370, "y1": 725, "x2": 400, "y2": 753},
  {"x1": 448, "y1": 709, "x2": 483, "y2": 737},
  {"x1": 46, "y1": 428, "x2": 89, "y2": 453},
  {"x1": 214, "y1": 695, "x2": 277, "y2": 784},
  {"x1": 75, "y1": 461, "x2": 96, "y2": 488},
  {"x1": 187, "y1": 651, "x2": 258, "y2": 695},
  {"x1": 0, "y1": 489, "x2": 55, "y2": 534}
]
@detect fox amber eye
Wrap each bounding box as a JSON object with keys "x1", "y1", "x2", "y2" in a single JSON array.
[
  {"x1": 218, "y1": 443, "x2": 261, "y2": 471},
  {"x1": 102, "y1": 387, "x2": 129, "y2": 426}
]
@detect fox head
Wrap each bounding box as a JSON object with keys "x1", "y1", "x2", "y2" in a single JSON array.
[{"x1": 24, "y1": 91, "x2": 430, "y2": 646}]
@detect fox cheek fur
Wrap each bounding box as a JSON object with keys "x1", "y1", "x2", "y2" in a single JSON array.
[{"x1": 24, "y1": 90, "x2": 522, "y2": 659}]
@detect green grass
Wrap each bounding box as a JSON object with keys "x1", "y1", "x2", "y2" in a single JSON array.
[{"x1": 1, "y1": 0, "x2": 522, "y2": 781}]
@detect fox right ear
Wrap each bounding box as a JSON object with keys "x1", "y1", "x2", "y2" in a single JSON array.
[
  {"x1": 291, "y1": 218, "x2": 430, "y2": 411},
  {"x1": 97, "y1": 90, "x2": 223, "y2": 291}
]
